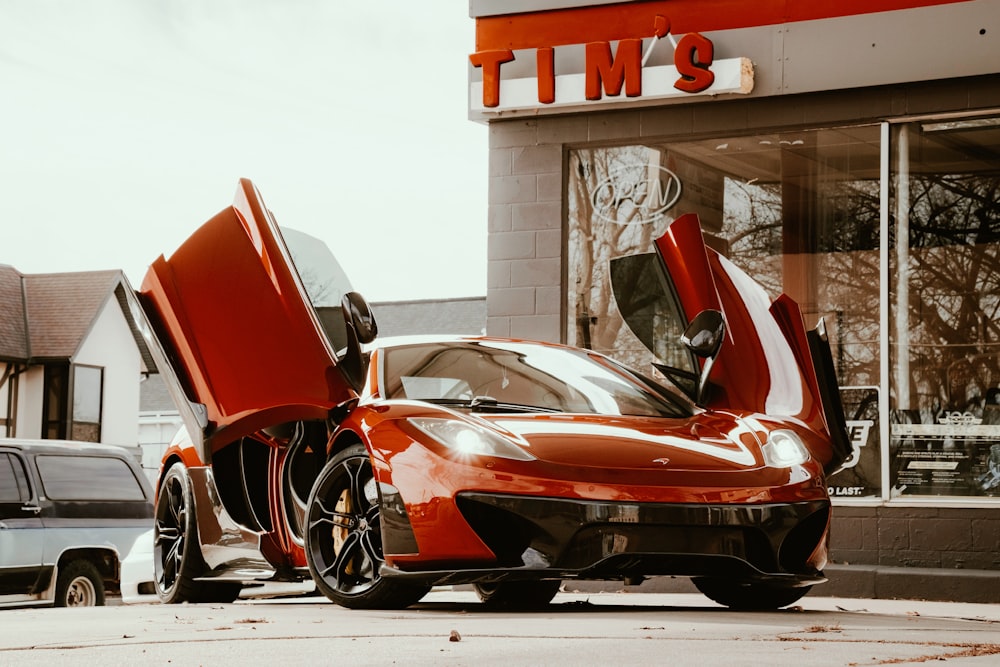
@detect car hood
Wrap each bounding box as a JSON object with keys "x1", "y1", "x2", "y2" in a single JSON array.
[
  {"x1": 485, "y1": 413, "x2": 763, "y2": 471},
  {"x1": 138, "y1": 179, "x2": 356, "y2": 459},
  {"x1": 611, "y1": 213, "x2": 852, "y2": 474}
]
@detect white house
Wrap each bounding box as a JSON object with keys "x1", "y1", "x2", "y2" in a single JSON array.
[{"x1": 0, "y1": 266, "x2": 157, "y2": 461}]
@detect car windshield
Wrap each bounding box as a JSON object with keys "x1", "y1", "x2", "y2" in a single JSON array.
[{"x1": 381, "y1": 340, "x2": 690, "y2": 418}]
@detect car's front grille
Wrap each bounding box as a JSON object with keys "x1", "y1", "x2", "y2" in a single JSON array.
[{"x1": 455, "y1": 492, "x2": 828, "y2": 578}]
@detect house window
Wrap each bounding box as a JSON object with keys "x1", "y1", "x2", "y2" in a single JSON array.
[
  {"x1": 42, "y1": 363, "x2": 104, "y2": 442},
  {"x1": 71, "y1": 365, "x2": 104, "y2": 443},
  {"x1": 42, "y1": 363, "x2": 69, "y2": 440}
]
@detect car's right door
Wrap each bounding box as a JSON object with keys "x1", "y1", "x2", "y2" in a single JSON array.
[
  {"x1": 613, "y1": 213, "x2": 853, "y2": 474},
  {"x1": 0, "y1": 450, "x2": 44, "y2": 597}
]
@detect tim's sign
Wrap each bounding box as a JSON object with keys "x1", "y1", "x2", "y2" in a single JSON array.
[{"x1": 470, "y1": 14, "x2": 753, "y2": 113}]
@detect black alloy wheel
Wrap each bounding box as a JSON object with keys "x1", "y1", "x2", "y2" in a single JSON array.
[
  {"x1": 155, "y1": 463, "x2": 241, "y2": 604},
  {"x1": 305, "y1": 444, "x2": 429, "y2": 609}
]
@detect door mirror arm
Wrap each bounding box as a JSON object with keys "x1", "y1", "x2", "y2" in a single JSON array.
[
  {"x1": 680, "y1": 309, "x2": 725, "y2": 406},
  {"x1": 337, "y1": 292, "x2": 378, "y2": 392}
]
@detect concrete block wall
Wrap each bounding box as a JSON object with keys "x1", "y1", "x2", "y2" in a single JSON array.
[
  {"x1": 831, "y1": 506, "x2": 1000, "y2": 571},
  {"x1": 487, "y1": 122, "x2": 565, "y2": 341}
]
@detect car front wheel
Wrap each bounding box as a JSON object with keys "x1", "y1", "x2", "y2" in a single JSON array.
[
  {"x1": 692, "y1": 578, "x2": 811, "y2": 610},
  {"x1": 305, "y1": 444, "x2": 430, "y2": 609},
  {"x1": 55, "y1": 560, "x2": 104, "y2": 607}
]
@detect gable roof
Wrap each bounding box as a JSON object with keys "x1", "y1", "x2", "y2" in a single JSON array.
[
  {"x1": 23, "y1": 270, "x2": 124, "y2": 360},
  {"x1": 0, "y1": 267, "x2": 155, "y2": 368},
  {"x1": 0, "y1": 265, "x2": 29, "y2": 360}
]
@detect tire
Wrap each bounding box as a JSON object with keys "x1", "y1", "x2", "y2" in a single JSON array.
[
  {"x1": 154, "y1": 463, "x2": 242, "y2": 604},
  {"x1": 692, "y1": 578, "x2": 811, "y2": 610},
  {"x1": 474, "y1": 580, "x2": 561, "y2": 609},
  {"x1": 305, "y1": 444, "x2": 430, "y2": 609},
  {"x1": 54, "y1": 560, "x2": 105, "y2": 607}
]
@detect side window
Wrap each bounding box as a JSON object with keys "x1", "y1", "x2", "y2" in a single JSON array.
[
  {"x1": 609, "y1": 251, "x2": 698, "y2": 397},
  {"x1": 282, "y1": 227, "x2": 353, "y2": 354},
  {"x1": 0, "y1": 452, "x2": 31, "y2": 504},
  {"x1": 35, "y1": 455, "x2": 146, "y2": 501}
]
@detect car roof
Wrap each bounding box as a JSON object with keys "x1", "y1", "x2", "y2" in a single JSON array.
[{"x1": 0, "y1": 438, "x2": 136, "y2": 458}]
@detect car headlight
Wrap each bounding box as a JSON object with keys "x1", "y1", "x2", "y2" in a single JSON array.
[
  {"x1": 407, "y1": 417, "x2": 535, "y2": 461},
  {"x1": 761, "y1": 430, "x2": 810, "y2": 467}
]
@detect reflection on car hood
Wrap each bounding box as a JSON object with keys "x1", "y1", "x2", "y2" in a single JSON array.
[{"x1": 486, "y1": 413, "x2": 761, "y2": 471}]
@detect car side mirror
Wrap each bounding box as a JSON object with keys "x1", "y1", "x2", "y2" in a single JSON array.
[
  {"x1": 337, "y1": 292, "x2": 378, "y2": 393},
  {"x1": 342, "y1": 291, "x2": 378, "y2": 344},
  {"x1": 680, "y1": 309, "x2": 725, "y2": 405}
]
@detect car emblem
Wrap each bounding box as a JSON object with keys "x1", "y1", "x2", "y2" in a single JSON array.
[{"x1": 653, "y1": 457, "x2": 671, "y2": 465}]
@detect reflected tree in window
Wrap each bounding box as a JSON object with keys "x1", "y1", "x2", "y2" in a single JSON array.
[
  {"x1": 892, "y1": 168, "x2": 1000, "y2": 416},
  {"x1": 567, "y1": 146, "x2": 676, "y2": 368},
  {"x1": 889, "y1": 119, "x2": 1000, "y2": 497}
]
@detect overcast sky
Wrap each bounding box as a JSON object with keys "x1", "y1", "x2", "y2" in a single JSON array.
[{"x1": 1, "y1": 1, "x2": 487, "y2": 302}]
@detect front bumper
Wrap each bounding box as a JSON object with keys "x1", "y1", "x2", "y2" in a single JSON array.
[{"x1": 381, "y1": 492, "x2": 829, "y2": 588}]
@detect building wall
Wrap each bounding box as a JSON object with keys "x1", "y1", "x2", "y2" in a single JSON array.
[
  {"x1": 833, "y1": 505, "x2": 1000, "y2": 571},
  {"x1": 75, "y1": 296, "x2": 143, "y2": 446},
  {"x1": 14, "y1": 366, "x2": 44, "y2": 439}
]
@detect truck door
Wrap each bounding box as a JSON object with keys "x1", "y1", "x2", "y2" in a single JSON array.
[{"x1": 0, "y1": 450, "x2": 45, "y2": 595}]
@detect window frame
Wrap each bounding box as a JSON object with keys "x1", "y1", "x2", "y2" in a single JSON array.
[{"x1": 563, "y1": 111, "x2": 1000, "y2": 507}]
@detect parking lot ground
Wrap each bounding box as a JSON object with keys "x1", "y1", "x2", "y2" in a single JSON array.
[{"x1": 2, "y1": 591, "x2": 998, "y2": 666}]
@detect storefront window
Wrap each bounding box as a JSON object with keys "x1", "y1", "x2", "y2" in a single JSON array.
[
  {"x1": 567, "y1": 125, "x2": 883, "y2": 497},
  {"x1": 889, "y1": 117, "x2": 1000, "y2": 498}
]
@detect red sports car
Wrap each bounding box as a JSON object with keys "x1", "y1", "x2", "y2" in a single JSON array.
[{"x1": 135, "y1": 179, "x2": 851, "y2": 610}]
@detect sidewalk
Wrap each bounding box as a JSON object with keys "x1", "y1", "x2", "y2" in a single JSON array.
[{"x1": 563, "y1": 564, "x2": 1000, "y2": 605}]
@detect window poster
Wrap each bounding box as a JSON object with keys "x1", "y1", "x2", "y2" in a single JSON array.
[
  {"x1": 828, "y1": 386, "x2": 881, "y2": 499},
  {"x1": 891, "y1": 409, "x2": 1000, "y2": 497}
]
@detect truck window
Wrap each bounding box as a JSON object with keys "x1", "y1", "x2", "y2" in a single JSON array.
[
  {"x1": 0, "y1": 453, "x2": 31, "y2": 503},
  {"x1": 35, "y1": 455, "x2": 146, "y2": 501}
]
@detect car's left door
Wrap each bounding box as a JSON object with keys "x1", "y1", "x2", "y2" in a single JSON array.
[
  {"x1": 0, "y1": 451, "x2": 44, "y2": 596},
  {"x1": 139, "y1": 179, "x2": 358, "y2": 459}
]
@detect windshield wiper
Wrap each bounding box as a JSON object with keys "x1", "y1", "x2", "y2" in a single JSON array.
[{"x1": 423, "y1": 396, "x2": 558, "y2": 413}]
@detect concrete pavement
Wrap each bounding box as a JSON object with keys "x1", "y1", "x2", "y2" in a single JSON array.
[{"x1": 1, "y1": 591, "x2": 998, "y2": 666}]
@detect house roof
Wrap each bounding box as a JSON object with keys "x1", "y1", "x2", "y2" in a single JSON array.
[
  {"x1": 0, "y1": 267, "x2": 155, "y2": 368},
  {"x1": 23, "y1": 270, "x2": 123, "y2": 360},
  {"x1": 0, "y1": 265, "x2": 28, "y2": 360}
]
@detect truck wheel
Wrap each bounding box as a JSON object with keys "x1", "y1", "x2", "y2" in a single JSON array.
[{"x1": 55, "y1": 560, "x2": 105, "y2": 607}]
